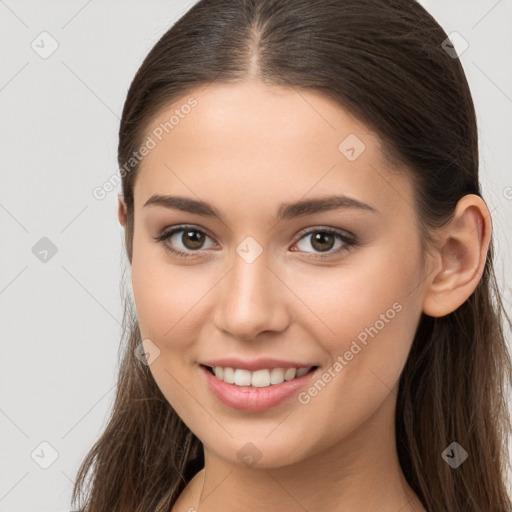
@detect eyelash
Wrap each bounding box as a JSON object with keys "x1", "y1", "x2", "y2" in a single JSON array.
[{"x1": 153, "y1": 224, "x2": 357, "y2": 260}]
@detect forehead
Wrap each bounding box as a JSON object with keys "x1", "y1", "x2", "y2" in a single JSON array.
[{"x1": 133, "y1": 81, "x2": 415, "y2": 222}]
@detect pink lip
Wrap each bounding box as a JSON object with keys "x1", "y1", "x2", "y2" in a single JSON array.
[
  {"x1": 200, "y1": 357, "x2": 317, "y2": 371},
  {"x1": 199, "y1": 364, "x2": 319, "y2": 412}
]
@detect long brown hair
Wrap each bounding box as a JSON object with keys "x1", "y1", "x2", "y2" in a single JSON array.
[{"x1": 71, "y1": 1, "x2": 512, "y2": 510}]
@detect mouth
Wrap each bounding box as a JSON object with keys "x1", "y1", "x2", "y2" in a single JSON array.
[
  {"x1": 199, "y1": 363, "x2": 320, "y2": 412},
  {"x1": 200, "y1": 364, "x2": 319, "y2": 387}
]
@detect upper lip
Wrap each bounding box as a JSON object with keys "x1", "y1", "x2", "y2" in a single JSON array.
[{"x1": 200, "y1": 357, "x2": 318, "y2": 372}]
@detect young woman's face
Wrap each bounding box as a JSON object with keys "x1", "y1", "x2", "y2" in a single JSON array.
[{"x1": 130, "y1": 81, "x2": 428, "y2": 468}]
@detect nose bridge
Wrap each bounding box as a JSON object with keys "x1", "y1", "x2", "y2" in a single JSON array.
[{"x1": 214, "y1": 240, "x2": 287, "y2": 340}]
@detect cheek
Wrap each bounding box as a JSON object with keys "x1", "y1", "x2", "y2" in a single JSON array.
[
  {"x1": 130, "y1": 237, "x2": 205, "y2": 412},
  {"x1": 286, "y1": 243, "x2": 422, "y2": 448},
  {"x1": 131, "y1": 265, "x2": 194, "y2": 345},
  {"x1": 298, "y1": 235, "x2": 423, "y2": 385},
  {"x1": 131, "y1": 229, "x2": 180, "y2": 341},
  {"x1": 130, "y1": 232, "x2": 218, "y2": 353}
]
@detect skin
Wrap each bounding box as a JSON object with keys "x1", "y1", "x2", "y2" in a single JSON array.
[{"x1": 117, "y1": 80, "x2": 490, "y2": 512}]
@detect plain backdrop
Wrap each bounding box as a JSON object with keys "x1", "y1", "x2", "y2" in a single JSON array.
[{"x1": 1, "y1": 1, "x2": 511, "y2": 510}]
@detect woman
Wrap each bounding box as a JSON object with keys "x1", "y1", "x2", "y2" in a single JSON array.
[{"x1": 72, "y1": 0, "x2": 512, "y2": 510}]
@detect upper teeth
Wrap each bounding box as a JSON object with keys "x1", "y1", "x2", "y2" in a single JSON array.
[{"x1": 212, "y1": 366, "x2": 312, "y2": 387}]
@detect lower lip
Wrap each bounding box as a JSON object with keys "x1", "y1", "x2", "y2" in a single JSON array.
[{"x1": 199, "y1": 365, "x2": 318, "y2": 412}]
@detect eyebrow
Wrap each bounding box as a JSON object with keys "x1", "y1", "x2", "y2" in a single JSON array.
[{"x1": 143, "y1": 194, "x2": 378, "y2": 223}]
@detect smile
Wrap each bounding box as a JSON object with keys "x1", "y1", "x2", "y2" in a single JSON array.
[
  {"x1": 199, "y1": 364, "x2": 319, "y2": 412},
  {"x1": 204, "y1": 365, "x2": 316, "y2": 387}
]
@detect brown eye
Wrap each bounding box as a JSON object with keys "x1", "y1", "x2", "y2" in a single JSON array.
[
  {"x1": 310, "y1": 232, "x2": 336, "y2": 252},
  {"x1": 181, "y1": 229, "x2": 206, "y2": 250},
  {"x1": 154, "y1": 225, "x2": 216, "y2": 258},
  {"x1": 293, "y1": 227, "x2": 357, "y2": 259}
]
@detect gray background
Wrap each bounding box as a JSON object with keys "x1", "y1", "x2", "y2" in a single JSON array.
[{"x1": 1, "y1": 1, "x2": 511, "y2": 510}]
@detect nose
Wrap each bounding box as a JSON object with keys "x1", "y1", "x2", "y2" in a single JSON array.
[{"x1": 213, "y1": 247, "x2": 289, "y2": 341}]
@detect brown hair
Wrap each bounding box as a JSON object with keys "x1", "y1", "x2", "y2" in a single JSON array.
[{"x1": 72, "y1": 1, "x2": 512, "y2": 510}]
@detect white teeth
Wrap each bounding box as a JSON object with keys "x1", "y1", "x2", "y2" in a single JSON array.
[
  {"x1": 296, "y1": 367, "x2": 309, "y2": 378},
  {"x1": 251, "y1": 369, "x2": 270, "y2": 387},
  {"x1": 212, "y1": 366, "x2": 313, "y2": 387},
  {"x1": 284, "y1": 368, "x2": 296, "y2": 381},
  {"x1": 234, "y1": 369, "x2": 252, "y2": 386},
  {"x1": 270, "y1": 368, "x2": 286, "y2": 385},
  {"x1": 222, "y1": 367, "x2": 235, "y2": 384}
]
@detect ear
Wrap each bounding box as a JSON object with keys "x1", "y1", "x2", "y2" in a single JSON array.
[
  {"x1": 117, "y1": 194, "x2": 127, "y2": 227},
  {"x1": 422, "y1": 194, "x2": 491, "y2": 318}
]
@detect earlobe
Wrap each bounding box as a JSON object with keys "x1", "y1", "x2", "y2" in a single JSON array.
[
  {"x1": 118, "y1": 194, "x2": 128, "y2": 227},
  {"x1": 422, "y1": 194, "x2": 491, "y2": 318}
]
